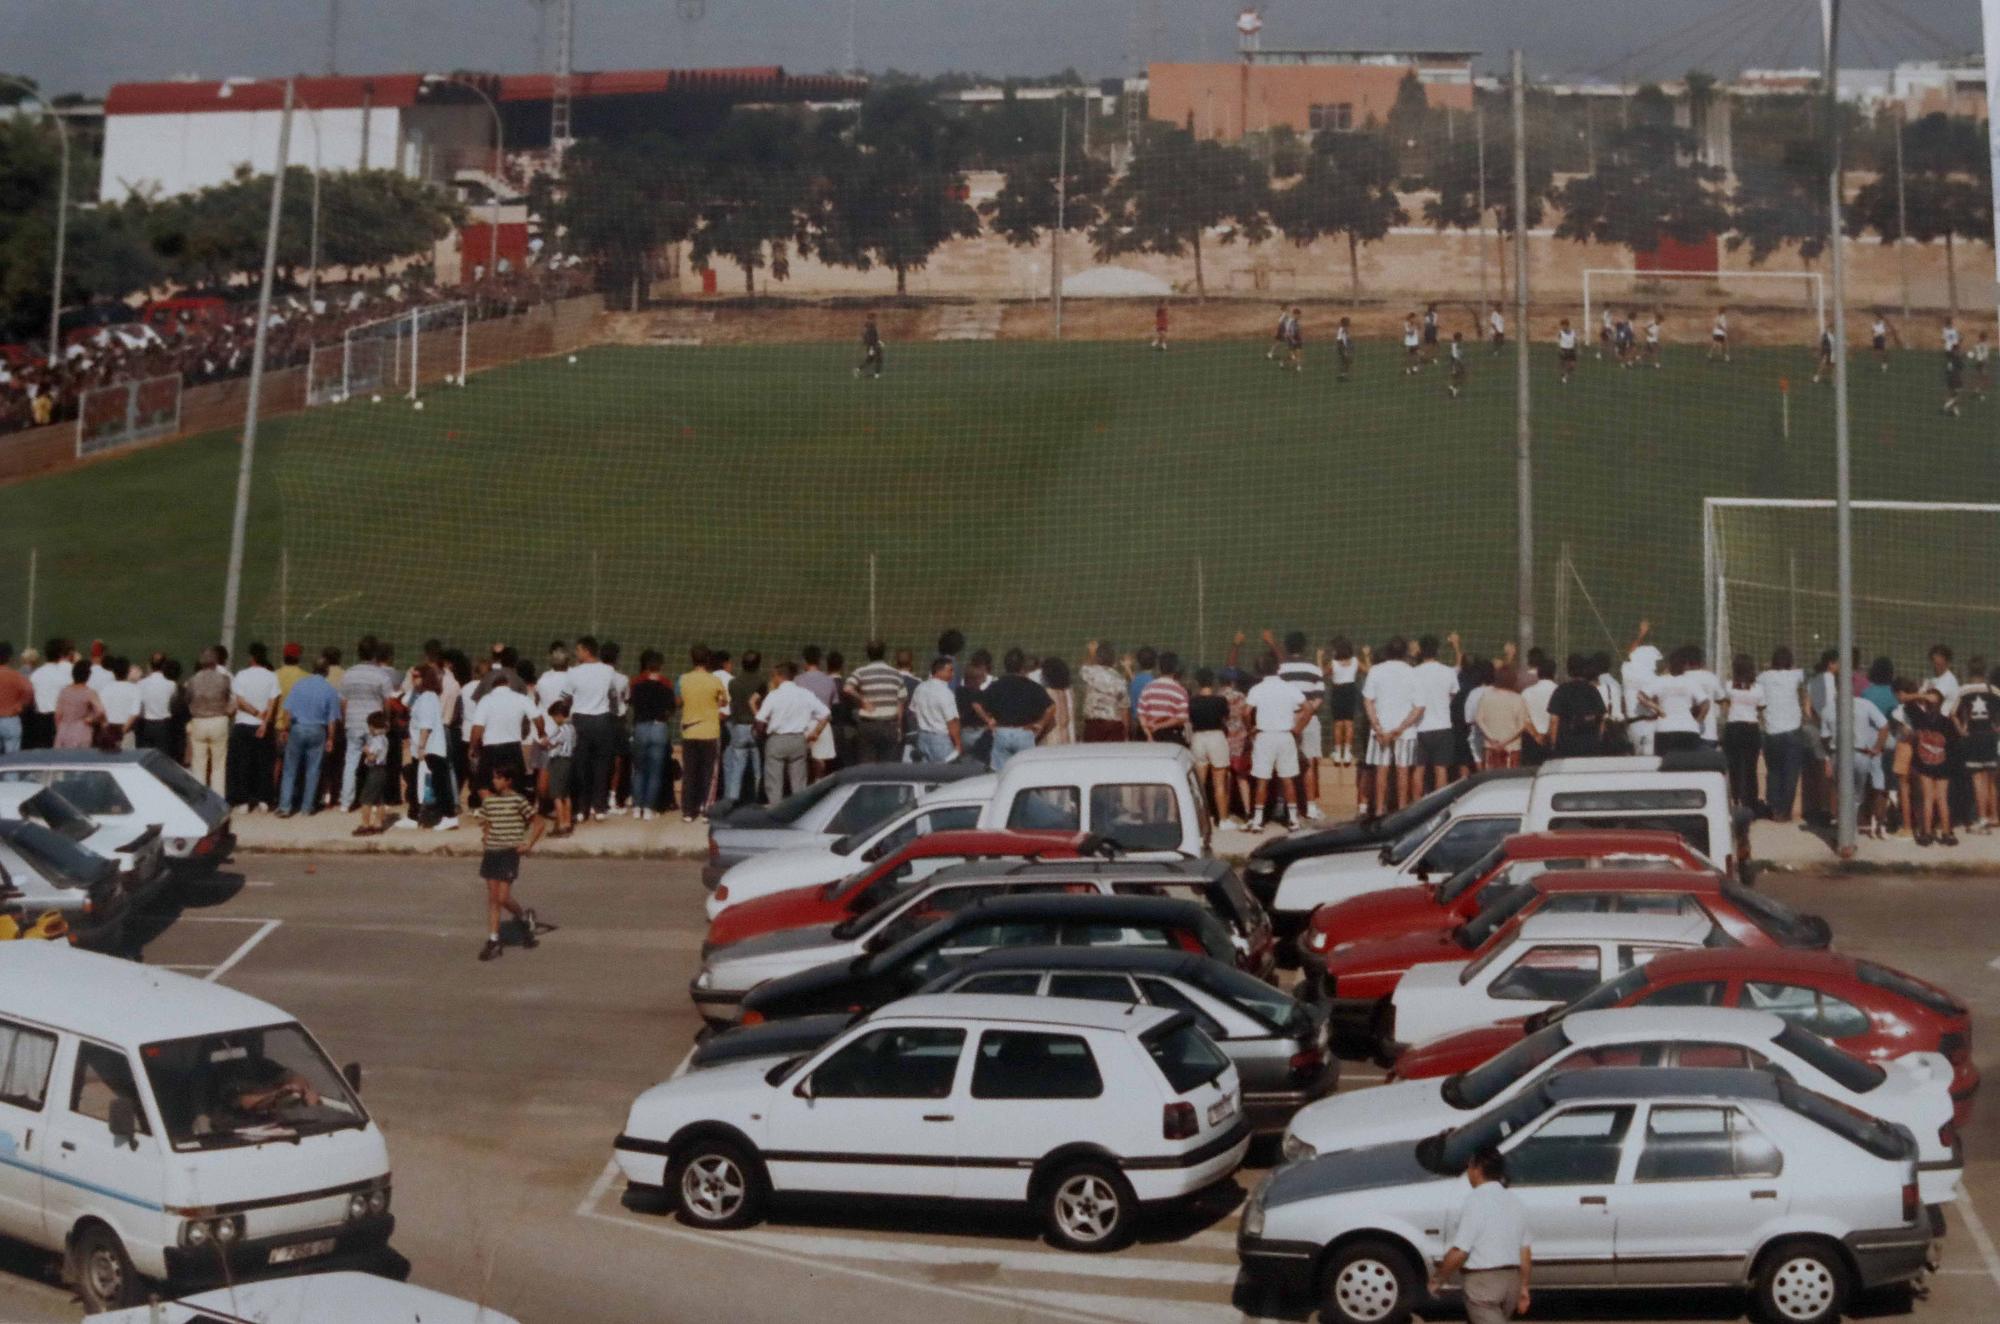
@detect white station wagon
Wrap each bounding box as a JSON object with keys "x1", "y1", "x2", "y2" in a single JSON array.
[
  {"x1": 1385, "y1": 910, "x2": 1718, "y2": 1052},
  {"x1": 1282, "y1": 1006, "x2": 1963, "y2": 1204},
  {"x1": 615, "y1": 993, "x2": 1249, "y2": 1251},
  {"x1": 1240, "y1": 1068, "x2": 1933, "y2": 1324}
]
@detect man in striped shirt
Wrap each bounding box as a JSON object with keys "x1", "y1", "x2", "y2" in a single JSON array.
[
  {"x1": 845, "y1": 640, "x2": 907, "y2": 764},
  {"x1": 1136, "y1": 653, "x2": 1191, "y2": 746},
  {"x1": 1270, "y1": 630, "x2": 1328, "y2": 822}
]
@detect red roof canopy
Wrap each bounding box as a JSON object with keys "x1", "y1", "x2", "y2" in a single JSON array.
[{"x1": 104, "y1": 67, "x2": 865, "y2": 116}]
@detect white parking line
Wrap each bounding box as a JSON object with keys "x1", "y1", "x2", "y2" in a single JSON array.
[
  {"x1": 574, "y1": 1160, "x2": 621, "y2": 1220},
  {"x1": 1953, "y1": 1192, "x2": 2000, "y2": 1291},
  {"x1": 173, "y1": 916, "x2": 283, "y2": 983},
  {"x1": 713, "y1": 1228, "x2": 1244, "y2": 1284}
]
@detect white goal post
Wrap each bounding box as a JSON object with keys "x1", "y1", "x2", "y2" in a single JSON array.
[
  {"x1": 1584, "y1": 269, "x2": 1825, "y2": 338},
  {"x1": 306, "y1": 301, "x2": 470, "y2": 406},
  {"x1": 1704, "y1": 497, "x2": 2000, "y2": 672}
]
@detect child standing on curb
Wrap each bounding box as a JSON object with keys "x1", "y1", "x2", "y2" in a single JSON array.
[
  {"x1": 354, "y1": 711, "x2": 391, "y2": 837},
  {"x1": 544, "y1": 699, "x2": 576, "y2": 837},
  {"x1": 476, "y1": 763, "x2": 548, "y2": 962}
]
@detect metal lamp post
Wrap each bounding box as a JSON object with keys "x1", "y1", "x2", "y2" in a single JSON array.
[
  {"x1": 1, "y1": 78, "x2": 71, "y2": 361},
  {"x1": 423, "y1": 75, "x2": 506, "y2": 281}
]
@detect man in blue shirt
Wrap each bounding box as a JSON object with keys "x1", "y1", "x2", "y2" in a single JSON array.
[{"x1": 278, "y1": 657, "x2": 343, "y2": 817}]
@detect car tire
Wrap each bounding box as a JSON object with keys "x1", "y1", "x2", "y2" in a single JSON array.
[
  {"x1": 1751, "y1": 1237, "x2": 1852, "y2": 1324},
  {"x1": 1040, "y1": 1161, "x2": 1138, "y2": 1252},
  {"x1": 670, "y1": 1137, "x2": 767, "y2": 1230},
  {"x1": 1319, "y1": 1238, "x2": 1420, "y2": 1324},
  {"x1": 71, "y1": 1223, "x2": 142, "y2": 1313}
]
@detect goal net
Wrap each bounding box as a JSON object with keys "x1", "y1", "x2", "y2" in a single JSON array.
[
  {"x1": 1582, "y1": 269, "x2": 1826, "y2": 343},
  {"x1": 75, "y1": 374, "x2": 182, "y2": 458},
  {"x1": 1705, "y1": 499, "x2": 2000, "y2": 675},
  {"x1": 306, "y1": 301, "x2": 469, "y2": 406}
]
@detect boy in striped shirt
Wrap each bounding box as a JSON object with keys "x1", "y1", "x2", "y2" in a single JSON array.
[{"x1": 476, "y1": 763, "x2": 548, "y2": 962}]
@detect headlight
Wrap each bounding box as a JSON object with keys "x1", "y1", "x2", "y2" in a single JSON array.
[
  {"x1": 368, "y1": 1187, "x2": 390, "y2": 1215},
  {"x1": 348, "y1": 1192, "x2": 371, "y2": 1221},
  {"x1": 694, "y1": 969, "x2": 714, "y2": 990},
  {"x1": 180, "y1": 1220, "x2": 211, "y2": 1249},
  {"x1": 213, "y1": 1217, "x2": 241, "y2": 1244},
  {"x1": 1280, "y1": 1132, "x2": 1317, "y2": 1165}
]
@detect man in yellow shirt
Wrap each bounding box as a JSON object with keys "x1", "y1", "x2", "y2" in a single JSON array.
[{"x1": 676, "y1": 645, "x2": 731, "y2": 821}]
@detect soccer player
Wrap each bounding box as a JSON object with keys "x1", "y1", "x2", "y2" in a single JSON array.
[
  {"x1": 1422, "y1": 302, "x2": 1441, "y2": 365},
  {"x1": 1151, "y1": 301, "x2": 1169, "y2": 351},
  {"x1": 1446, "y1": 331, "x2": 1467, "y2": 398},
  {"x1": 1971, "y1": 331, "x2": 1991, "y2": 399},
  {"x1": 1597, "y1": 307, "x2": 1615, "y2": 360},
  {"x1": 1334, "y1": 316, "x2": 1355, "y2": 380},
  {"x1": 1402, "y1": 313, "x2": 1422, "y2": 374},
  {"x1": 1643, "y1": 309, "x2": 1663, "y2": 368},
  {"x1": 1556, "y1": 318, "x2": 1579, "y2": 383},
  {"x1": 1942, "y1": 317, "x2": 1962, "y2": 360},
  {"x1": 1812, "y1": 327, "x2": 1836, "y2": 385},
  {"x1": 1871, "y1": 312, "x2": 1897, "y2": 370},
  {"x1": 1266, "y1": 303, "x2": 1290, "y2": 360},
  {"x1": 1942, "y1": 348, "x2": 1966, "y2": 417},
  {"x1": 1708, "y1": 306, "x2": 1730, "y2": 362},
  {"x1": 1614, "y1": 310, "x2": 1636, "y2": 367},
  {"x1": 855, "y1": 313, "x2": 884, "y2": 379},
  {"x1": 1283, "y1": 305, "x2": 1304, "y2": 372},
  {"x1": 1488, "y1": 304, "x2": 1506, "y2": 353}
]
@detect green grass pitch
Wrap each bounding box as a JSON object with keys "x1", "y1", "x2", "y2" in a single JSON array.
[{"x1": 0, "y1": 336, "x2": 1991, "y2": 669}]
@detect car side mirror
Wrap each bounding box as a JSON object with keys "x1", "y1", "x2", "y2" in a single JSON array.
[
  {"x1": 107, "y1": 1098, "x2": 138, "y2": 1147},
  {"x1": 793, "y1": 1074, "x2": 814, "y2": 1101},
  {"x1": 342, "y1": 1062, "x2": 363, "y2": 1094}
]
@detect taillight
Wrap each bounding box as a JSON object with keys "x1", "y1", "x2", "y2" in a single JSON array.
[
  {"x1": 1938, "y1": 1032, "x2": 1969, "y2": 1062},
  {"x1": 1902, "y1": 1181, "x2": 1919, "y2": 1224},
  {"x1": 714, "y1": 885, "x2": 729, "y2": 903},
  {"x1": 1289, "y1": 1046, "x2": 1324, "y2": 1081},
  {"x1": 1162, "y1": 1102, "x2": 1198, "y2": 1140},
  {"x1": 707, "y1": 836, "x2": 720, "y2": 861},
  {"x1": 740, "y1": 1010, "x2": 764, "y2": 1026}
]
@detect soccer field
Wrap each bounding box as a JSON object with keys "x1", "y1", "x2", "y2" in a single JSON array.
[{"x1": 0, "y1": 335, "x2": 1992, "y2": 670}]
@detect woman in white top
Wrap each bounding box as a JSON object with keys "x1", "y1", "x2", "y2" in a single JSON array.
[
  {"x1": 1325, "y1": 637, "x2": 1363, "y2": 766},
  {"x1": 1755, "y1": 646, "x2": 1808, "y2": 821},
  {"x1": 1721, "y1": 654, "x2": 1766, "y2": 810},
  {"x1": 1650, "y1": 647, "x2": 1710, "y2": 754}
]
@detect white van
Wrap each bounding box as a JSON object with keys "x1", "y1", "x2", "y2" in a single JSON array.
[
  {"x1": 0, "y1": 946, "x2": 392, "y2": 1312},
  {"x1": 978, "y1": 744, "x2": 1210, "y2": 857}
]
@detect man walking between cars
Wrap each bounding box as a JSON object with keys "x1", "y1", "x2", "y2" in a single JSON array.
[{"x1": 1431, "y1": 1146, "x2": 1532, "y2": 1324}]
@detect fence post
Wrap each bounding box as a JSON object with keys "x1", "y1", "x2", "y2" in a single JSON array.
[
  {"x1": 868, "y1": 552, "x2": 878, "y2": 642},
  {"x1": 24, "y1": 547, "x2": 36, "y2": 649},
  {"x1": 1195, "y1": 557, "x2": 1207, "y2": 666}
]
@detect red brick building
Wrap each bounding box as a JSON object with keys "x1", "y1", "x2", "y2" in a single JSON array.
[{"x1": 1148, "y1": 49, "x2": 1477, "y2": 141}]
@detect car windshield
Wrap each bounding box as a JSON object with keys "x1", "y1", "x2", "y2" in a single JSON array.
[
  {"x1": 1774, "y1": 1022, "x2": 1887, "y2": 1093},
  {"x1": 141, "y1": 1023, "x2": 367, "y2": 1150},
  {"x1": 1443, "y1": 1023, "x2": 1572, "y2": 1110},
  {"x1": 1143, "y1": 1019, "x2": 1229, "y2": 1093},
  {"x1": 0, "y1": 821, "x2": 110, "y2": 888},
  {"x1": 1453, "y1": 885, "x2": 1538, "y2": 950},
  {"x1": 142, "y1": 753, "x2": 216, "y2": 811},
  {"x1": 1533, "y1": 965, "x2": 1652, "y2": 1029},
  {"x1": 1385, "y1": 809, "x2": 1448, "y2": 865},
  {"x1": 1777, "y1": 1079, "x2": 1910, "y2": 1160},
  {"x1": 1420, "y1": 1085, "x2": 1553, "y2": 1174},
  {"x1": 23, "y1": 789, "x2": 94, "y2": 844},
  {"x1": 1721, "y1": 882, "x2": 1827, "y2": 947},
  {"x1": 1435, "y1": 844, "x2": 1506, "y2": 903},
  {"x1": 1199, "y1": 962, "x2": 1302, "y2": 1032},
  {"x1": 1855, "y1": 961, "x2": 1965, "y2": 1016}
]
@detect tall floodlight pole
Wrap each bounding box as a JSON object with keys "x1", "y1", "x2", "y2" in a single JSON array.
[
  {"x1": 1821, "y1": 0, "x2": 1857, "y2": 856},
  {"x1": 1892, "y1": 102, "x2": 1910, "y2": 320},
  {"x1": 1054, "y1": 106, "x2": 1067, "y2": 338},
  {"x1": 1511, "y1": 50, "x2": 1534, "y2": 650},
  {"x1": 220, "y1": 77, "x2": 295, "y2": 662},
  {"x1": 1, "y1": 79, "x2": 70, "y2": 361},
  {"x1": 1475, "y1": 106, "x2": 1489, "y2": 305}
]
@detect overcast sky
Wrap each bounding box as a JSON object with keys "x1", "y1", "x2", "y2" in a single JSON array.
[{"x1": 13, "y1": 0, "x2": 1986, "y2": 99}]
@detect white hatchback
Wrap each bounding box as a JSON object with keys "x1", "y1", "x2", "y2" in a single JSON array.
[
  {"x1": 1386, "y1": 911, "x2": 1718, "y2": 1051},
  {"x1": 614, "y1": 993, "x2": 1249, "y2": 1251},
  {"x1": 1283, "y1": 1005, "x2": 1963, "y2": 1204}
]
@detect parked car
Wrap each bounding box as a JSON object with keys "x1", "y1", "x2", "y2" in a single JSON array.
[
  {"x1": 1391, "y1": 947, "x2": 1981, "y2": 1126},
  {"x1": 704, "y1": 829, "x2": 1095, "y2": 949},
  {"x1": 1281, "y1": 1006, "x2": 1962, "y2": 1205},
  {"x1": 0, "y1": 820, "x2": 128, "y2": 953},
  {"x1": 706, "y1": 776, "x2": 1000, "y2": 918},
  {"x1": 1266, "y1": 755, "x2": 1736, "y2": 948},
  {"x1": 0, "y1": 781, "x2": 168, "y2": 907},
  {"x1": 0, "y1": 945, "x2": 392, "y2": 1312},
  {"x1": 1297, "y1": 828, "x2": 1713, "y2": 956},
  {"x1": 703, "y1": 763, "x2": 988, "y2": 890},
  {"x1": 616, "y1": 994, "x2": 1250, "y2": 1250},
  {"x1": 0, "y1": 750, "x2": 233, "y2": 875},
  {"x1": 1238, "y1": 1068, "x2": 1932, "y2": 1324},
  {"x1": 1243, "y1": 770, "x2": 1533, "y2": 914},
  {"x1": 85, "y1": 1271, "x2": 519, "y2": 1324},
  {"x1": 726, "y1": 893, "x2": 1242, "y2": 1030},
  {"x1": 695, "y1": 860, "x2": 1271, "y2": 1023},
  {"x1": 920, "y1": 946, "x2": 1335, "y2": 1132},
  {"x1": 973, "y1": 744, "x2": 1213, "y2": 857},
  {"x1": 1382, "y1": 910, "x2": 1720, "y2": 1054},
  {"x1": 1308, "y1": 868, "x2": 1830, "y2": 1030}
]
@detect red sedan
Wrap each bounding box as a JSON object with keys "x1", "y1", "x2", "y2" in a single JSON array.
[
  {"x1": 701, "y1": 829, "x2": 1090, "y2": 951},
  {"x1": 1309, "y1": 868, "x2": 1830, "y2": 1027},
  {"x1": 1391, "y1": 946, "x2": 1978, "y2": 1125},
  {"x1": 1298, "y1": 828, "x2": 1712, "y2": 960}
]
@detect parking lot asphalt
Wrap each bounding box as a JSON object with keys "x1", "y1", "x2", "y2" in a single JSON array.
[{"x1": 0, "y1": 855, "x2": 1995, "y2": 1323}]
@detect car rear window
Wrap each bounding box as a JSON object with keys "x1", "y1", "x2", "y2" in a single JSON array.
[
  {"x1": 1856, "y1": 961, "x2": 1966, "y2": 1017},
  {"x1": 142, "y1": 755, "x2": 216, "y2": 812},
  {"x1": 1197, "y1": 962, "x2": 1301, "y2": 1032},
  {"x1": 1778, "y1": 1080, "x2": 1912, "y2": 1161},
  {"x1": 0, "y1": 821, "x2": 109, "y2": 888},
  {"x1": 1089, "y1": 784, "x2": 1182, "y2": 852},
  {"x1": 1547, "y1": 814, "x2": 1712, "y2": 857},
  {"x1": 1773, "y1": 1022, "x2": 1887, "y2": 1093},
  {"x1": 1142, "y1": 1019, "x2": 1229, "y2": 1094}
]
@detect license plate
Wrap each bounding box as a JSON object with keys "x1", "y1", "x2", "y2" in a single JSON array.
[
  {"x1": 1208, "y1": 1093, "x2": 1237, "y2": 1126},
  {"x1": 269, "y1": 1238, "x2": 336, "y2": 1265}
]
